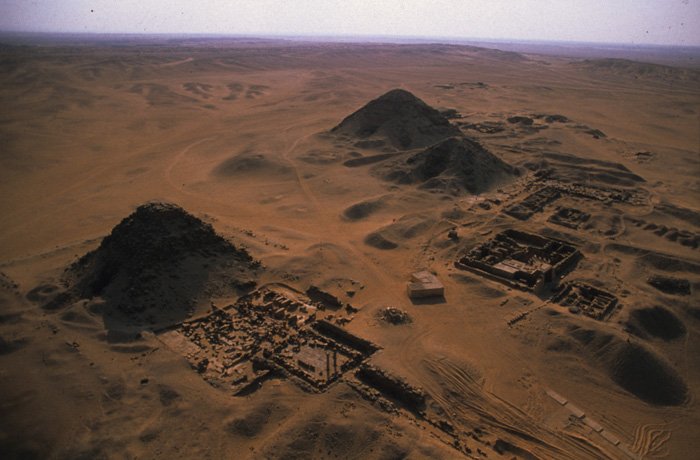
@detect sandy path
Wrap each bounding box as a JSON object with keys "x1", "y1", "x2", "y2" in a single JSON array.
[
  {"x1": 279, "y1": 120, "x2": 396, "y2": 289},
  {"x1": 419, "y1": 356, "x2": 612, "y2": 460},
  {"x1": 163, "y1": 136, "x2": 217, "y2": 196}
]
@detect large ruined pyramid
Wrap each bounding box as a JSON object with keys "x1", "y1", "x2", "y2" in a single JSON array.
[
  {"x1": 333, "y1": 89, "x2": 517, "y2": 195},
  {"x1": 69, "y1": 203, "x2": 259, "y2": 326},
  {"x1": 374, "y1": 136, "x2": 518, "y2": 195},
  {"x1": 331, "y1": 89, "x2": 461, "y2": 150}
]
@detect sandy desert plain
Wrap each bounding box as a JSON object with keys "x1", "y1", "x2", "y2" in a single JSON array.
[{"x1": 0, "y1": 35, "x2": 699, "y2": 459}]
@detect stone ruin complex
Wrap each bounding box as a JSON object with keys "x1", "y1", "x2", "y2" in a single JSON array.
[
  {"x1": 503, "y1": 182, "x2": 647, "y2": 222},
  {"x1": 552, "y1": 282, "x2": 619, "y2": 321},
  {"x1": 503, "y1": 186, "x2": 561, "y2": 220},
  {"x1": 456, "y1": 229, "x2": 582, "y2": 294},
  {"x1": 157, "y1": 286, "x2": 377, "y2": 395},
  {"x1": 156, "y1": 284, "x2": 433, "y2": 425},
  {"x1": 547, "y1": 206, "x2": 591, "y2": 229}
]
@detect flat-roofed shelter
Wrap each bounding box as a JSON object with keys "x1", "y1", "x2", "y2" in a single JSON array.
[{"x1": 407, "y1": 271, "x2": 444, "y2": 298}]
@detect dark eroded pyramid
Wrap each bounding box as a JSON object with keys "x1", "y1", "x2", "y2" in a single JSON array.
[
  {"x1": 331, "y1": 89, "x2": 461, "y2": 150},
  {"x1": 69, "y1": 203, "x2": 259, "y2": 326},
  {"x1": 374, "y1": 137, "x2": 518, "y2": 195}
]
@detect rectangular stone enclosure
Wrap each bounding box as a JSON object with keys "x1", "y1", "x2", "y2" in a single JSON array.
[{"x1": 456, "y1": 229, "x2": 582, "y2": 294}]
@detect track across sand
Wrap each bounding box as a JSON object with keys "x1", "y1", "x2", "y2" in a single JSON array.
[
  {"x1": 161, "y1": 116, "x2": 397, "y2": 293},
  {"x1": 279, "y1": 120, "x2": 396, "y2": 290},
  {"x1": 163, "y1": 136, "x2": 216, "y2": 196}
]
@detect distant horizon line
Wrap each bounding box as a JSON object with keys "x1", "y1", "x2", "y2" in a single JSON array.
[{"x1": 1, "y1": 30, "x2": 699, "y2": 50}]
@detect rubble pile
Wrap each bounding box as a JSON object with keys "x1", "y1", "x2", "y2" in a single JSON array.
[
  {"x1": 377, "y1": 307, "x2": 413, "y2": 325},
  {"x1": 552, "y1": 282, "x2": 619, "y2": 320}
]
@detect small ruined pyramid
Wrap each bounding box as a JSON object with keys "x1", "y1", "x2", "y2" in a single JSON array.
[
  {"x1": 69, "y1": 202, "x2": 259, "y2": 326},
  {"x1": 374, "y1": 137, "x2": 518, "y2": 195},
  {"x1": 331, "y1": 89, "x2": 461, "y2": 150}
]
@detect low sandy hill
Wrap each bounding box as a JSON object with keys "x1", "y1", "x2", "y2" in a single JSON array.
[
  {"x1": 213, "y1": 151, "x2": 293, "y2": 179},
  {"x1": 67, "y1": 203, "x2": 260, "y2": 333},
  {"x1": 374, "y1": 136, "x2": 518, "y2": 195},
  {"x1": 364, "y1": 213, "x2": 442, "y2": 251},
  {"x1": 331, "y1": 89, "x2": 461, "y2": 150},
  {"x1": 627, "y1": 305, "x2": 687, "y2": 341},
  {"x1": 541, "y1": 309, "x2": 690, "y2": 407}
]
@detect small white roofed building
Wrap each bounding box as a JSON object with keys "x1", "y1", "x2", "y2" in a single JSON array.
[{"x1": 407, "y1": 271, "x2": 444, "y2": 299}]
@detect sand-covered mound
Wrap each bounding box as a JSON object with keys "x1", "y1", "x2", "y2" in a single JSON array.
[
  {"x1": 213, "y1": 152, "x2": 292, "y2": 178},
  {"x1": 567, "y1": 325, "x2": 689, "y2": 406},
  {"x1": 646, "y1": 275, "x2": 691, "y2": 295},
  {"x1": 69, "y1": 203, "x2": 259, "y2": 328},
  {"x1": 363, "y1": 214, "x2": 443, "y2": 250},
  {"x1": 374, "y1": 136, "x2": 517, "y2": 195},
  {"x1": 342, "y1": 196, "x2": 388, "y2": 221},
  {"x1": 627, "y1": 306, "x2": 686, "y2": 341},
  {"x1": 331, "y1": 89, "x2": 461, "y2": 150},
  {"x1": 364, "y1": 232, "x2": 399, "y2": 250},
  {"x1": 606, "y1": 341, "x2": 689, "y2": 406}
]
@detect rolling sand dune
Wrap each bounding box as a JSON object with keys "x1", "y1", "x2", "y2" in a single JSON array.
[{"x1": 1, "y1": 36, "x2": 699, "y2": 459}]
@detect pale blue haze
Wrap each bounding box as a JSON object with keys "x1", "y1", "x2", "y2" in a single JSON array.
[{"x1": 1, "y1": 0, "x2": 698, "y2": 46}]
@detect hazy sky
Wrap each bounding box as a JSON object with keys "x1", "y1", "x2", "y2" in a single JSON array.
[{"x1": 1, "y1": 0, "x2": 698, "y2": 46}]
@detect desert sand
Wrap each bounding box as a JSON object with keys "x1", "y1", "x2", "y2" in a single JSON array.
[{"x1": 1, "y1": 35, "x2": 699, "y2": 459}]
